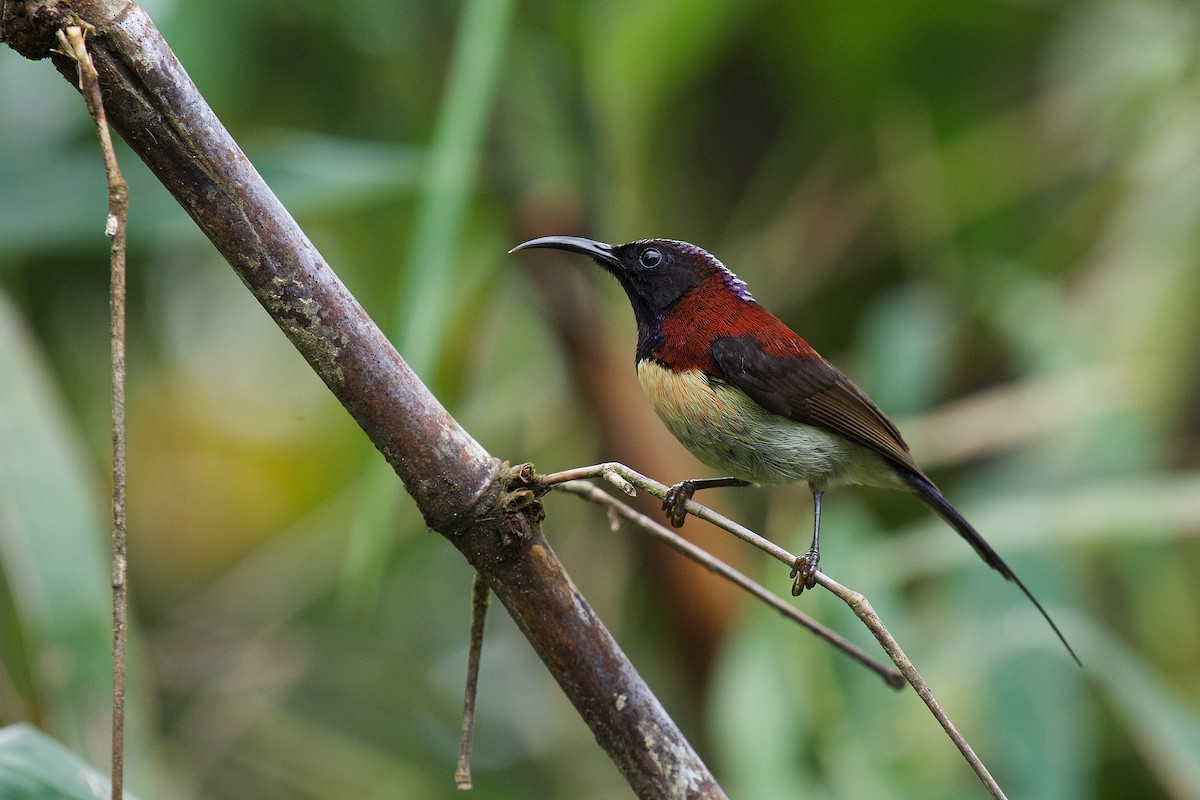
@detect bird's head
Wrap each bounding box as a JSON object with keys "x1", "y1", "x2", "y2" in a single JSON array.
[{"x1": 510, "y1": 236, "x2": 752, "y2": 330}]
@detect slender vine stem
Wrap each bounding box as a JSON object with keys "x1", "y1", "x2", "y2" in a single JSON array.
[
  {"x1": 455, "y1": 573, "x2": 491, "y2": 790},
  {"x1": 55, "y1": 23, "x2": 130, "y2": 800}
]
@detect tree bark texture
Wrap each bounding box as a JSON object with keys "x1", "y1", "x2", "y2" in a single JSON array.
[{"x1": 1, "y1": 2, "x2": 727, "y2": 797}]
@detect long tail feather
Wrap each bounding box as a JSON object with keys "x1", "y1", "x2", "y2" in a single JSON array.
[{"x1": 902, "y1": 470, "x2": 1080, "y2": 666}]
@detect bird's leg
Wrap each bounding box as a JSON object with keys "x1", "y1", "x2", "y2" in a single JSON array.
[
  {"x1": 662, "y1": 477, "x2": 749, "y2": 527},
  {"x1": 790, "y1": 484, "x2": 824, "y2": 595}
]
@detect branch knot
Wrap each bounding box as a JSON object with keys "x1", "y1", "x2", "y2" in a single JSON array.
[
  {"x1": 498, "y1": 462, "x2": 545, "y2": 547},
  {"x1": 3, "y1": 0, "x2": 72, "y2": 60}
]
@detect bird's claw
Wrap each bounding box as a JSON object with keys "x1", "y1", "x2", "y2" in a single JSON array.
[
  {"x1": 662, "y1": 481, "x2": 694, "y2": 528},
  {"x1": 789, "y1": 548, "x2": 820, "y2": 596}
]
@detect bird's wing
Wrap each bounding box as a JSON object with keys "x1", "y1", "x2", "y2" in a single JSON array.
[{"x1": 710, "y1": 334, "x2": 921, "y2": 474}]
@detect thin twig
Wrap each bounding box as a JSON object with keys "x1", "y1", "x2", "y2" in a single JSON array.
[
  {"x1": 557, "y1": 480, "x2": 904, "y2": 689},
  {"x1": 542, "y1": 463, "x2": 797, "y2": 568},
  {"x1": 544, "y1": 462, "x2": 1006, "y2": 799},
  {"x1": 816, "y1": 572, "x2": 1006, "y2": 799},
  {"x1": 456, "y1": 574, "x2": 491, "y2": 791},
  {"x1": 56, "y1": 24, "x2": 130, "y2": 800}
]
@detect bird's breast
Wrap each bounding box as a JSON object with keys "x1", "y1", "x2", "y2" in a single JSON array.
[{"x1": 637, "y1": 360, "x2": 874, "y2": 486}]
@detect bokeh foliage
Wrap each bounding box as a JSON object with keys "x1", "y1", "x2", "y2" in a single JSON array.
[{"x1": 2, "y1": 1, "x2": 1199, "y2": 798}]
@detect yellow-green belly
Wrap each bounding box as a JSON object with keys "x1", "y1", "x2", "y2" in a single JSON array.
[{"x1": 636, "y1": 361, "x2": 900, "y2": 488}]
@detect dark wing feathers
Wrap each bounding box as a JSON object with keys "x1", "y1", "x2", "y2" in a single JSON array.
[
  {"x1": 710, "y1": 335, "x2": 920, "y2": 474},
  {"x1": 710, "y1": 335, "x2": 1083, "y2": 664}
]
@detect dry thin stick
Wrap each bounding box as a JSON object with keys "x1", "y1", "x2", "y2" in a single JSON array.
[
  {"x1": 557, "y1": 479, "x2": 904, "y2": 689},
  {"x1": 56, "y1": 24, "x2": 130, "y2": 800},
  {"x1": 543, "y1": 463, "x2": 797, "y2": 568},
  {"x1": 455, "y1": 573, "x2": 490, "y2": 790},
  {"x1": 543, "y1": 462, "x2": 1006, "y2": 799},
  {"x1": 816, "y1": 572, "x2": 1005, "y2": 799}
]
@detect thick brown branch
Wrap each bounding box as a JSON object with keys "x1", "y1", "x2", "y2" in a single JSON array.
[{"x1": 2, "y1": 2, "x2": 725, "y2": 796}]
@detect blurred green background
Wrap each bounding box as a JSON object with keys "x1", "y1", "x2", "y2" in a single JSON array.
[{"x1": 3, "y1": 0, "x2": 1200, "y2": 798}]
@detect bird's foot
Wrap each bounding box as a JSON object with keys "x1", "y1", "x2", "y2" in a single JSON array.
[
  {"x1": 662, "y1": 481, "x2": 695, "y2": 528},
  {"x1": 789, "y1": 548, "x2": 820, "y2": 596}
]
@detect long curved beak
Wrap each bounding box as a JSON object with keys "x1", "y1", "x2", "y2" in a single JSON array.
[{"x1": 509, "y1": 235, "x2": 620, "y2": 268}]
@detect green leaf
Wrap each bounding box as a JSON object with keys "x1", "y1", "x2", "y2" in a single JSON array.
[
  {"x1": 0, "y1": 723, "x2": 137, "y2": 800},
  {"x1": 0, "y1": 291, "x2": 111, "y2": 758}
]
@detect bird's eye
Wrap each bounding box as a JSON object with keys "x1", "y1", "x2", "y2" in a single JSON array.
[{"x1": 639, "y1": 247, "x2": 663, "y2": 268}]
